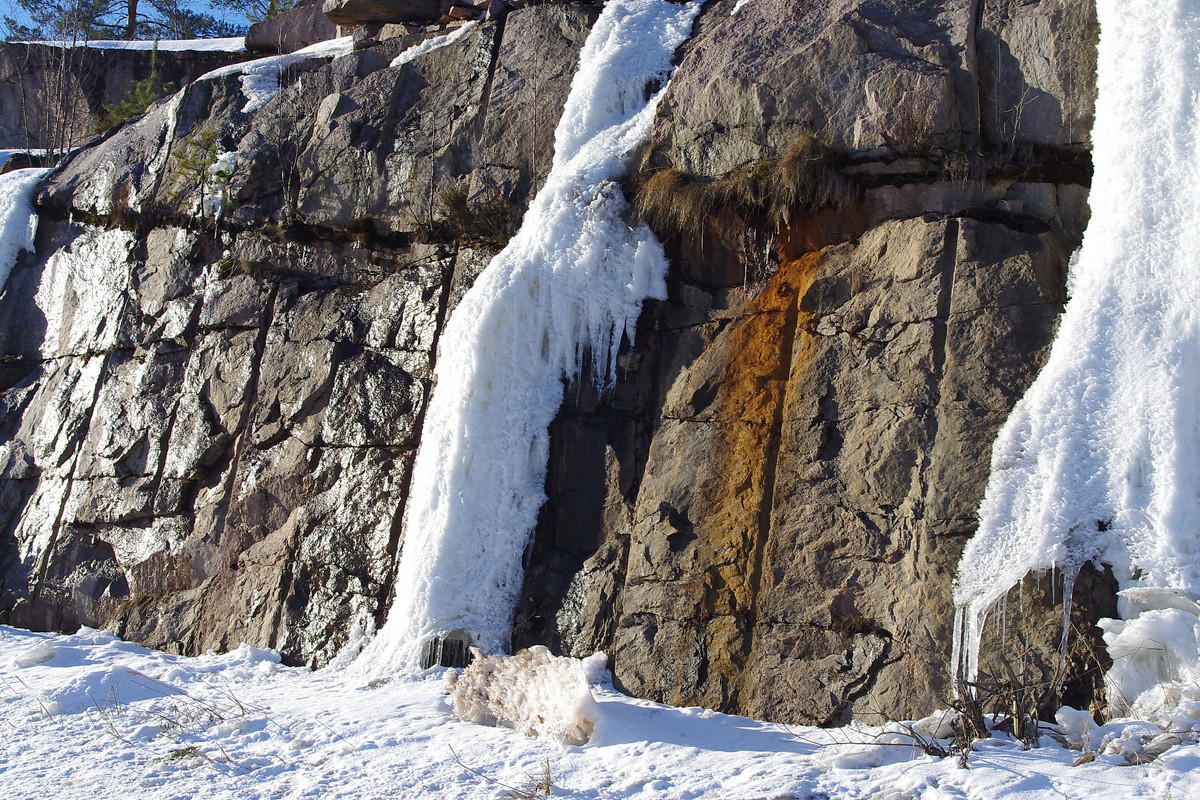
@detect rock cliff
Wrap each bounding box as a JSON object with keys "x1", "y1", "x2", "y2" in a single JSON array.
[
  {"x1": 516, "y1": 0, "x2": 1107, "y2": 724},
  {"x1": 0, "y1": 43, "x2": 253, "y2": 152},
  {"x1": 0, "y1": 0, "x2": 1107, "y2": 724}
]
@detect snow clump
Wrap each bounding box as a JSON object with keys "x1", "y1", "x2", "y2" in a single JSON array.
[
  {"x1": 447, "y1": 646, "x2": 600, "y2": 745},
  {"x1": 1099, "y1": 588, "x2": 1200, "y2": 728}
]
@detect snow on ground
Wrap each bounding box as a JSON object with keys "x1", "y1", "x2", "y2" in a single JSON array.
[
  {"x1": 25, "y1": 38, "x2": 246, "y2": 51},
  {"x1": 1, "y1": 626, "x2": 1197, "y2": 800},
  {"x1": 361, "y1": 0, "x2": 702, "y2": 673},
  {"x1": 954, "y1": 0, "x2": 1200, "y2": 719},
  {"x1": 0, "y1": 168, "x2": 48, "y2": 290},
  {"x1": 197, "y1": 37, "x2": 353, "y2": 114}
]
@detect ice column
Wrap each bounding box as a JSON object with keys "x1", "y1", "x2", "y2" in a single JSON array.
[
  {"x1": 954, "y1": 0, "x2": 1200, "y2": 704},
  {"x1": 360, "y1": 0, "x2": 701, "y2": 672}
]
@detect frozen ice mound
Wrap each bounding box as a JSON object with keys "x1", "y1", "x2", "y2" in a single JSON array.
[{"x1": 446, "y1": 646, "x2": 600, "y2": 746}]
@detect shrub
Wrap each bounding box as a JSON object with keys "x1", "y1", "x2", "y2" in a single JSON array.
[
  {"x1": 767, "y1": 134, "x2": 859, "y2": 216},
  {"x1": 98, "y1": 42, "x2": 176, "y2": 130},
  {"x1": 955, "y1": 631, "x2": 1071, "y2": 751},
  {"x1": 170, "y1": 128, "x2": 234, "y2": 225}
]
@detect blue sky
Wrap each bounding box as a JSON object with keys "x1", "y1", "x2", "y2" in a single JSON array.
[{"x1": 3, "y1": 0, "x2": 254, "y2": 38}]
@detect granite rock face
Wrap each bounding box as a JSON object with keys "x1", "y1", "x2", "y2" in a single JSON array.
[
  {"x1": 0, "y1": 220, "x2": 444, "y2": 664},
  {"x1": 44, "y1": 7, "x2": 597, "y2": 240},
  {"x1": 652, "y1": 0, "x2": 1095, "y2": 175},
  {"x1": 0, "y1": 0, "x2": 1107, "y2": 723},
  {"x1": 0, "y1": 4, "x2": 595, "y2": 666},
  {"x1": 0, "y1": 43, "x2": 254, "y2": 151},
  {"x1": 980, "y1": 0, "x2": 1097, "y2": 149},
  {"x1": 512, "y1": 0, "x2": 1101, "y2": 724},
  {"x1": 246, "y1": 0, "x2": 338, "y2": 53},
  {"x1": 517, "y1": 203, "x2": 1092, "y2": 723}
]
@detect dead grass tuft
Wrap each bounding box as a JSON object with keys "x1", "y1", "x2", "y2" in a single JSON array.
[
  {"x1": 421, "y1": 179, "x2": 523, "y2": 250},
  {"x1": 633, "y1": 134, "x2": 859, "y2": 236}
]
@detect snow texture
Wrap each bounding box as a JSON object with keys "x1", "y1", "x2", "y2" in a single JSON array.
[
  {"x1": 26, "y1": 37, "x2": 246, "y2": 51},
  {"x1": 3, "y1": 625, "x2": 1199, "y2": 799},
  {"x1": 0, "y1": 168, "x2": 48, "y2": 290},
  {"x1": 360, "y1": 0, "x2": 702, "y2": 671},
  {"x1": 447, "y1": 646, "x2": 599, "y2": 745},
  {"x1": 390, "y1": 21, "x2": 479, "y2": 68},
  {"x1": 199, "y1": 37, "x2": 353, "y2": 114},
  {"x1": 1099, "y1": 588, "x2": 1200, "y2": 727},
  {"x1": 954, "y1": 0, "x2": 1200, "y2": 715},
  {"x1": 730, "y1": 0, "x2": 752, "y2": 15}
]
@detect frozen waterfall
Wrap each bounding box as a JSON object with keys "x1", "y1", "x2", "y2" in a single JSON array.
[
  {"x1": 954, "y1": 0, "x2": 1200, "y2": 722},
  {"x1": 358, "y1": 0, "x2": 702, "y2": 672}
]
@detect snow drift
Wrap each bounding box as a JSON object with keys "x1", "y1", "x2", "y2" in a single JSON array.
[
  {"x1": 360, "y1": 0, "x2": 701, "y2": 671},
  {"x1": 0, "y1": 168, "x2": 48, "y2": 290},
  {"x1": 954, "y1": 0, "x2": 1200, "y2": 723}
]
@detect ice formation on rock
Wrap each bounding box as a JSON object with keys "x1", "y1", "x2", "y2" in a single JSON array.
[
  {"x1": 360, "y1": 0, "x2": 701, "y2": 671},
  {"x1": 955, "y1": 0, "x2": 1200, "y2": 723}
]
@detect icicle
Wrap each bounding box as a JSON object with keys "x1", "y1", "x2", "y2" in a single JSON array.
[
  {"x1": 1059, "y1": 569, "x2": 1077, "y2": 674},
  {"x1": 960, "y1": 600, "x2": 988, "y2": 689},
  {"x1": 1000, "y1": 592, "x2": 1008, "y2": 648},
  {"x1": 950, "y1": 604, "x2": 965, "y2": 697}
]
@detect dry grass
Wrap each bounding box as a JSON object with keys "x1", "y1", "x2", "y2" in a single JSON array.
[
  {"x1": 633, "y1": 134, "x2": 859, "y2": 236},
  {"x1": 421, "y1": 179, "x2": 523, "y2": 249},
  {"x1": 452, "y1": 748, "x2": 556, "y2": 798}
]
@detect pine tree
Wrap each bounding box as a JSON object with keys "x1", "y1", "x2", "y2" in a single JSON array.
[{"x1": 3, "y1": 0, "x2": 246, "y2": 41}]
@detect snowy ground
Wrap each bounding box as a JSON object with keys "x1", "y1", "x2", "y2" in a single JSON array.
[{"x1": 2, "y1": 626, "x2": 1197, "y2": 799}]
